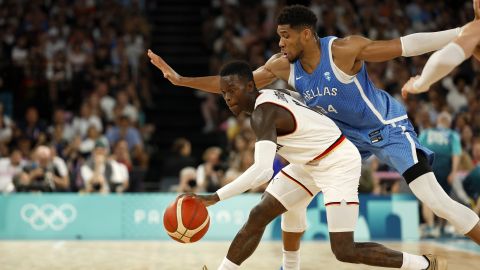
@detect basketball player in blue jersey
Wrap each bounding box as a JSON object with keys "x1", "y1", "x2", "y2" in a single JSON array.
[{"x1": 148, "y1": 1, "x2": 480, "y2": 266}]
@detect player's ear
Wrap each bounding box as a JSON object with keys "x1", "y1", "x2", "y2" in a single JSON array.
[
  {"x1": 247, "y1": 80, "x2": 255, "y2": 92},
  {"x1": 304, "y1": 28, "x2": 313, "y2": 41}
]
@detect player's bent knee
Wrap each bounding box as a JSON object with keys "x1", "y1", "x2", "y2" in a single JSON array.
[
  {"x1": 331, "y1": 246, "x2": 357, "y2": 263},
  {"x1": 402, "y1": 150, "x2": 432, "y2": 184}
]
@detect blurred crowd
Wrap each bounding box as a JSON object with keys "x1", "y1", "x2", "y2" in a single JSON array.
[
  {"x1": 0, "y1": 0, "x2": 154, "y2": 193},
  {"x1": 1, "y1": 0, "x2": 479, "y2": 238}
]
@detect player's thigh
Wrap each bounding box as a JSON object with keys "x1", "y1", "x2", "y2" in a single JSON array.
[
  {"x1": 266, "y1": 164, "x2": 320, "y2": 211},
  {"x1": 374, "y1": 120, "x2": 434, "y2": 175},
  {"x1": 266, "y1": 164, "x2": 320, "y2": 233},
  {"x1": 310, "y1": 140, "x2": 361, "y2": 205}
]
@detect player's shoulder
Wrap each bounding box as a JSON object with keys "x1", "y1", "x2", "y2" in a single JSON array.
[
  {"x1": 332, "y1": 35, "x2": 371, "y2": 54},
  {"x1": 265, "y1": 53, "x2": 290, "y2": 69},
  {"x1": 257, "y1": 89, "x2": 292, "y2": 103}
]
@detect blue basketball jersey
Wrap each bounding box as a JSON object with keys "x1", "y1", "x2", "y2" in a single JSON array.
[
  {"x1": 287, "y1": 36, "x2": 434, "y2": 173},
  {"x1": 288, "y1": 36, "x2": 407, "y2": 139}
]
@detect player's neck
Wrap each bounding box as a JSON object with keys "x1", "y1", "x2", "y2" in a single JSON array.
[
  {"x1": 299, "y1": 41, "x2": 321, "y2": 74},
  {"x1": 245, "y1": 92, "x2": 260, "y2": 115}
]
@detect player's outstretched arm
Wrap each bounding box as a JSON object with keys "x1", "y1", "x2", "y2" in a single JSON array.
[
  {"x1": 341, "y1": 26, "x2": 462, "y2": 64},
  {"x1": 401, "y1": 20, "x2": 480, "y2": 98},
  {"x1": 148, "y1": 50, "x2": 282, "y2": 93},
  {"x1": 147, "y1": 49, "x2": 221, "y2": 93},
  {"x1": 214, "y1": 105, "x2": 278, "y2": 201},
  {"x1": 353, "y1": 0, "x2": 480, "y2": 63}
]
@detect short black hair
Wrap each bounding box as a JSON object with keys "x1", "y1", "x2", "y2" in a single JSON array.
[
  {"x1": 219, "y1": 61, "x2": 254, "y2": 82},
  {"x1": 277, "y1": 5, "x2": 317, "y2": 29}
]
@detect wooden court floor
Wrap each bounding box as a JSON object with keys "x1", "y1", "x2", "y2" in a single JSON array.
[{"x1": 0, "y1": 241, "x2": 478, "y2": 270}]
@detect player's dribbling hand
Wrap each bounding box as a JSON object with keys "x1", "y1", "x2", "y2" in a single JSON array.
[
  {"x1": 179, "y1": 193, "x2": 220, "y2": 207},
  {"x1": 401, "y1": 76, "x2": 421, "y2": 99},
  {"x1": 196, "y1": 193, "x2": 220, "y2": 207},
  {"x1": 147, "y1": 49, "x2": 182, "y2": 85}
]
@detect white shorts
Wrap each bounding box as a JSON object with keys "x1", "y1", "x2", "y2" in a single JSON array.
[{"x1": 265, "y1": 139, "x2": 361, "y2": 232}]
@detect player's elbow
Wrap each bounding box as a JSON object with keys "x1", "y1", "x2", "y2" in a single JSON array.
[{"x1": 250, "y1": 164, "x2": 274, "y2": 187}]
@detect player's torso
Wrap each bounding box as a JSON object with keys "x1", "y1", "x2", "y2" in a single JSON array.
[
  {"x1": 288, "y1": 36, "x2": 408, "y2": 141},
  {"x1": 255, "y1": 89, "x2": 342, "y2": 164}
]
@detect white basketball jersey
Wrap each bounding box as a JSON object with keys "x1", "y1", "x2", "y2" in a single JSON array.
[{"x1": 254, "y1": 89, "x2": 344, "y2": 165}]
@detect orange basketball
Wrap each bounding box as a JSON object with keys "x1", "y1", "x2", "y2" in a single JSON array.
[{"x1": 163, "y1": 195, "x2": 210, "y2": 243}]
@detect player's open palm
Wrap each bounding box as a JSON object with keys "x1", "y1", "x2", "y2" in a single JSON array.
[{"x1": 147, "y1": 49, "x2": 182, "y2": 85}]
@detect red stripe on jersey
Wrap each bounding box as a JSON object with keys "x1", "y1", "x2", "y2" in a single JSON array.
[
  {"x1": 311, "y1": 134, "x2": 346, "y2": 161},
  {"x1": 280, "y1": 170, "x2": 314, "y2": 196}
]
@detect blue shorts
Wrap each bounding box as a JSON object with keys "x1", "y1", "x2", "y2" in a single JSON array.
[{"x1": 342, "y1": 119, "x2": 434, "y2": 175}]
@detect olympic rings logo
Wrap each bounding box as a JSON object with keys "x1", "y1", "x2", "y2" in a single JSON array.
[{"x1": 20, "y1": 203, "x2": 77, "y2": 231}]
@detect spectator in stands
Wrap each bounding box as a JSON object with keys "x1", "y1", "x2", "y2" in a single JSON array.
[
  {"x1": 462, "y1": 140, "x2": 480, "y2": 215},
  {"x1": 106, "y1": 112, "x2": 147, "y2": 167},
  {"x1": 16, "y1": 107, "x2": 47, "y2": 146},
  {"x1": 196, "y1": 146, "x2": 223, "y2": 193},
  {"x1": 0, "y1": 149, "x2": 25, "y2": 193},
  {"x1": 162, "y1": 137, "x2": 196, "y2": 180},
  {"x1": 0, "y1": 103, "x2": 13, "y2": 156},
  {"x1": 115, "y1": 90, "x2": 138, "y2": 123},
  {"x1": 95, "y1": 80, "x2": 116, "y2": 123},
  {"x1": 48, "y1": 108, "x2": 74, "y2": 142},
  {"x1": 79, "y1": 125, "x2": 109, "y2": 156},
  {"x1": 177, "y1": 167, "x2": 198, "y2": 193},
  {"x1": 72, "y1": 102, "x2": 103, "y2": 138},
  {"x1": 111, "y1": 139, "x2": 133, "y2": 172},
  {"x1": 80, "y1": 140, "x2": 129, "y2": 193},
  {"x1": 14, "y1": 145, "x2": 69, "y2": 192}
]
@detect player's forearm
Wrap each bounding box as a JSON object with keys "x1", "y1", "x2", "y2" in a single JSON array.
[
  {"x1": 412, "y1": 42, "x2": 466, "y2": 92},
  {"x1": 216, "y1": 165, "x2": 264, "y2": 201},
  {"x1": 401, "y1": 27, "x2": 461, "y2": 57},
  {"x1": 216, "y1": 141, "x2": 276, "y2": 201},
  {"x1": 178, "y1": 76, "x2": 221, "y2": 94}
]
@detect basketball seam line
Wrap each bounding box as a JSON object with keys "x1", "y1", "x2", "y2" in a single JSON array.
[
  {"x1": 185, "y1": 197, "x2": 200, "y2": 233},
  {"x1": 176, "y1": 230, "x2": 191, "y2": 238},
  {"x1": 179, "y1": 228, "x2": 189, "y2": 241}
]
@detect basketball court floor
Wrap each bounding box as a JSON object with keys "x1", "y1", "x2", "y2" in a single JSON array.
[{"x1": 0, "y1": 240, "x2": 478, "y2": 269}]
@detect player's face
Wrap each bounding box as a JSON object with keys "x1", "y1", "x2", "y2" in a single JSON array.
[
  {"x1": 277, "y1": 25, "x2": 304, "y2": 63},
  {"x1": 220, "y1": 75, "x2": 251, "y2": 116}
]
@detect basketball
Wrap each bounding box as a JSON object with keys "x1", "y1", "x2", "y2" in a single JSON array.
[{"x1": 163, "y1": 195, "x2": 210, "y2": 243}]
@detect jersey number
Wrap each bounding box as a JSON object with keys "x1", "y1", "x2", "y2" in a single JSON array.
[{"x1": 328, "y1": 105, "x2": 338, "y2": 114}]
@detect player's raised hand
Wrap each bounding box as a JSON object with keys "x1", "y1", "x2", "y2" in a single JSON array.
[
  {"x1": 147, "y1": 49, "x2": 182, "y2": 86},
  {"x1": 401, "y1": 76, "x2": 422, "y2": 99}
]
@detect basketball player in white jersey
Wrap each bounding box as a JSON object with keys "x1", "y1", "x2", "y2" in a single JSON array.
[
  {"x1": 148, "y1": 2, "x2": 480, "y2": 248},
  {"x1": 193, "y1": 61, "x2": 443, "y2": 270}
]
